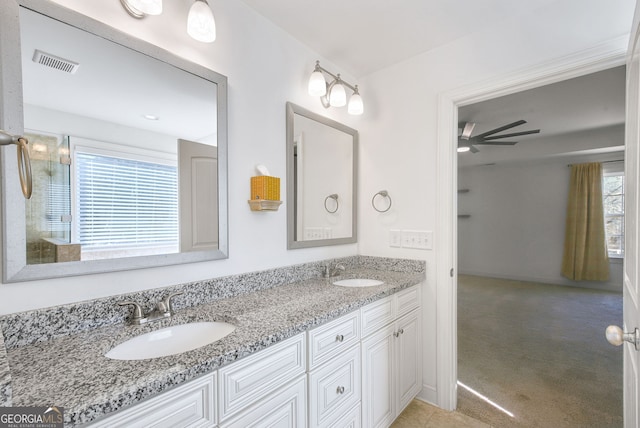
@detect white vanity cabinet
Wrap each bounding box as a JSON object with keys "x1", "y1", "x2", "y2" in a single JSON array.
[
  {"x1": 218, "y1": 334, "x2": 307, "y2": 427},
  {"x1": 85, "y1": 285, "x2": 421, "y2": 428},
  {"x1": 361, "y1": 286, "x2": 422, "y2": 428},
  {"x1": 88, "y1": 373, "x2": 217, "y2": 428},
  {"x1": 307, "y1": 311, "x2": 361, "y2": 427}
]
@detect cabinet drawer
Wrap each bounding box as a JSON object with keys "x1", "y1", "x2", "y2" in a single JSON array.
[
  {"x1": 396, "y1": 285, "x2": 420, "y2": 318},
  {"x1": 219, "y1": 334, "x2": 306, "y2": 422},
  {"x1": 308, "y1": 344, "x2": 361, "y2": 428},
  {"x1": 220, "y1": 376, "x2": 307, "y2": 428},
  {"x1": 89, "y1": 373, "x2": 216, "y2": 428},
  {"x1": 361, "y1": 295, "x2": 394, "y2": 337},
  {"x1": 308, "y1": 311, "x2": 359, "y2": 370}
]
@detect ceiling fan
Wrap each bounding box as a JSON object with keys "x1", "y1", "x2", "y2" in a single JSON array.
[{"x1": 458, "y1": 120, "x2": 540, "y2": 153}]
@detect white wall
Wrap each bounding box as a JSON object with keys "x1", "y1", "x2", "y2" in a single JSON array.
[
  {"x1": 458, "y1": 146, "x2": 624, "y2": 292},
  {"x1": 357, "y1": 0, "x2": 632, "y2": 406},
  {"x1": 0, "y1": 0, "x2": 363, "y2": 314}
]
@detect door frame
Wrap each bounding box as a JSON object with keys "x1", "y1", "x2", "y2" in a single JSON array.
[{"x1": 434, "y1": 37, "x2": 628, "y2": 411}]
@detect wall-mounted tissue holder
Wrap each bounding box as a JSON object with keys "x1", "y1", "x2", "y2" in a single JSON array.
[{"x1": 248, "y1": 165, "x2": 282, "y2": 211}]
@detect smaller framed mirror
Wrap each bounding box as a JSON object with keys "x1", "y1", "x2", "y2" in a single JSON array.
[{"x1": 286, "y1": 102, "x2": 357, "y2": 249}]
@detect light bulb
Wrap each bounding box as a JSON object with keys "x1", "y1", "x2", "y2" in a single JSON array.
[
  {"x1": 188, "y1": 0, "x2": 216, "y2": 43},
  {"x1": 308, "y1": 70, "x2": 327, "y2": 96},
  {"x1": 329, "y1": 79, "x2": 346, "y2": 107},
  {"x1": 348, "y1": 87, "x2": 363, "y2": 115},
  {"x1": 457, "y1": 146, "x2": 470, "y2": 153},
  {"x1": 128, "y1": 0, "x2": 163, "y2": 15}
]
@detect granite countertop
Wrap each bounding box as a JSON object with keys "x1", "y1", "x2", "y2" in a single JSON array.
[{"x1": 5, "y1": 267, "x2": 423, "y2": 426}]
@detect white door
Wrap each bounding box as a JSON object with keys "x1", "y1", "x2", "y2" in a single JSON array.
[
  {"x1": 178, "y1": 139, "x2": 218, "y2": 252},
  {"x1": 608, "y1": 7, "x2": 640, "y2": 427}
]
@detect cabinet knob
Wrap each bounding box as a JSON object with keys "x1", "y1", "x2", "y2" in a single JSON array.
[
  {"x1": 336, "y1": 386, "x2": 345, "y2": 394},
  {"x1": 336, "y1": 334, "x2": 344, "y2": 342}
]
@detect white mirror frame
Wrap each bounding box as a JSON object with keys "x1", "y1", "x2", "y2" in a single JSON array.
[
  {"x1": 286, "y1": 102, "x2": 358, "y2": 249},
  {"x1": 0, "y1": 0, "x2": 229, "y2": 282}
]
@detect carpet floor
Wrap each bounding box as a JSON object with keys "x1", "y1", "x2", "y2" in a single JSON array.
[{"x1": 457, "y1": 275, "x2": 623, "y2": 428}]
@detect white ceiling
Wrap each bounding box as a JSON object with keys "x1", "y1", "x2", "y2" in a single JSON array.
[{"x1": 239, "y1": 0, "x2": 600, "y2": 78}]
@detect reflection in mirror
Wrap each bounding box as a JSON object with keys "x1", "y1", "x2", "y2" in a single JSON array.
[
  {"x1": 286, "y1": 102, "x2": 357, "y2": 249},
  {"x1": 0, "y1": 0, "x2": 228, "y2": 281}
]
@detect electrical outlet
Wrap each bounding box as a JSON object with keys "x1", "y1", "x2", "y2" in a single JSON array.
[{"x1": 390, "y1": 230, "x2": 402, "y2": 247}]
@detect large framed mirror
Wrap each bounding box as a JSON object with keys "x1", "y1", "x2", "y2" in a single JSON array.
[
  {"x1": 0, "y1": 0, "x2": 228, "y2": 282},
  {"x1": 286, "y1": 102, "x2": 357, "y2": 249}
]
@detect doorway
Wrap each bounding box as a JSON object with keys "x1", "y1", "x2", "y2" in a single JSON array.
[{"x1": 433, "y1": 44, "x2": 628, "y2": 414}]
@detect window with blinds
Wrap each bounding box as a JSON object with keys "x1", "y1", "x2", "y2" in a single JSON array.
[
  {"x1": 75, "y1": 151, "x2": 178, "y2": 251},
  {"x1": 602, "y1": 171, "x2": 624, "y2": 258}
]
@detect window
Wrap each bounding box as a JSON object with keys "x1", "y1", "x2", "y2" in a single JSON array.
[
  {"x1": 602, "y1": 171, "x2": 624, "y2": 258},
  {"x1": 73, "y1": 143, "x2": 178, "y2": 259}
]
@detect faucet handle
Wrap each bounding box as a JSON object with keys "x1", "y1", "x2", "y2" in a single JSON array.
[
  {"x1": 159, "y1": 291, "x2": 184, "y2": 315},
  {"x1": 118, "y1": 301, "x2": 145, "y2": 322}
]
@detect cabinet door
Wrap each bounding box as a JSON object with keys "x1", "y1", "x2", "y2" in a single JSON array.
[
  {"x1": 308, "y1": 344, "x2": 360, "y2": 427},
  {"x1": 395, "y1": 309, "x2": 422, "y2": 415},
  {"x1": 88, "y1": 374, "x2": 216, "y2": 428},
  {"x1": 219, "y1": 334, "x2": 306, "y2": 422},
  {"x1": 361, "y1": 323, "x2": 395, "y2": 428},
  {"x1": 220, "y1": 376, "x2": 307, "y2": 428}
]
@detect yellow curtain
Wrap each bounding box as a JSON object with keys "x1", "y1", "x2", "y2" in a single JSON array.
[{"x1": 561, "y1": 162, "x2": 609, "y2": 281}]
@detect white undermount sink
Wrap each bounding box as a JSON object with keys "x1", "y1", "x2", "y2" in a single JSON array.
[
  {"x1": 105, "y1": 321, "x2": 235, "y2": 360},
  {"x1": 333, "y1": 278, "x2": 384, "y2": 287}
]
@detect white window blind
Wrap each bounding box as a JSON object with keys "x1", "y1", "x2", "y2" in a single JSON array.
[
  {"x1": 602, "y1": 171, "x2": 624, "y2": 258},
  {"x1": 75, "y1": 151, "x2": 178, "y2": 250}
]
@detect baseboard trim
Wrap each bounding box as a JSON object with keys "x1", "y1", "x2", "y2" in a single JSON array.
[{"x1": 417, "y1": 383, "x2": 438, "y2": 406}]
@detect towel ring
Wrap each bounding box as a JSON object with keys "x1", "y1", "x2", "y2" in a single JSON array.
[
  {"x1": 372, "y1": 190, "x2": 392, "y2": 213},
  {"x1": 0, "y1": 130, "x2": 32, "y2": 199},
  {"x1": 324, "y1": 194, "x2": 339, "y2": 213}
]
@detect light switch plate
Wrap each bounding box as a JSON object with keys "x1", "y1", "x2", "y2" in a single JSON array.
[{"x1": 401, "y1": 230, "x2": 433, "y2": 250}]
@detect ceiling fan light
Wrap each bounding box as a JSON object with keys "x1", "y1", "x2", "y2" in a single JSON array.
[
  {"x1": 128, "y1": 0, "x2": 163, "y2": 15},
  {"x1": 457, "y1": 145, "x2": 470, "y2": 153},
  {"x1": 329, "y1": 80, "x2": 346, "y2": 107},
  {"x1": 188, "y1": 0, "x2": 216, "y2": 43},
  {"x1": 308, "y1": 70, "x2": 327, "y2": 96},
  {"x1": 348, "y1": 86, "x2": 363, "y2": 115}
]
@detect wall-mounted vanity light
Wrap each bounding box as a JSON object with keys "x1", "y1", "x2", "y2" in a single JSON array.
[
  {"x1": 120, "y1": 0, "x2": 216, "y2": 43},
  {"x1": 308, "y1": 61, "x2": 363, "y2": 115}
]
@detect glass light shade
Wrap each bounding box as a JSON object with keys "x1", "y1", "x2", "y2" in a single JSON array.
[
  {"x1": 308, "y1": 71, "x2": 327, "y2": 96},
  {"x1": 457, "y1": 146, "x2": 471, "y2": 153},
  {"x1": 329, "y1": 82, "x2": 347, "y2": 107},
  {"x1": 128, "y1": 0, "x2": 163, "y2": 15},
  {"x1": 348, "y1": 92, "x2": 364, "y2": 115},
  {"x1": 188, "y1": 0, "x2": 216, "y2": 43}
]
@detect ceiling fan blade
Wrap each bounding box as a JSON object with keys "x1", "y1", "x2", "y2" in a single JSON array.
[
  {"x1": 473, "y1": 120, "x2": 527, "y2": 139},
  {"x1": 460, "y1": 122, "x2": 476, "y2": 140},
  {"x1": 470, "y1": 145, "x2": 480, "y2": 153},
  {"x1": 476, "y1": 141, "x2": 518, "y2": 146},
  {"x1": 482, "y1": 129, "x2": 540, "y2": 140}
]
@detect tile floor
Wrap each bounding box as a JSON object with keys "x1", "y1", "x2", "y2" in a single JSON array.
[{"x1": 391, "y1": 399, "x2": 490, "y2": 428}]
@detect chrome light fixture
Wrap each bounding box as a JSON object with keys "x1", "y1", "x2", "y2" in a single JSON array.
[
  {"x1": 120, "y1": 0, "x2": 216, "y2": 43},
  {"x1": 308, "y1": 61, "x2": 363, "y2": 115}
]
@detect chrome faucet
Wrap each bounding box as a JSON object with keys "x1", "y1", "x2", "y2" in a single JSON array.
[
  {"x1": 323, "y1": 263, "x2": 346, "y2": 278},
  {"x1": 119, "y1": 291, "x2": 183, "y2": 325}
]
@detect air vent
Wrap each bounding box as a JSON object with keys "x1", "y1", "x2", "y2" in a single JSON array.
[{"x1": 32, "y1": 49, "x2": 79, "y2": 74}]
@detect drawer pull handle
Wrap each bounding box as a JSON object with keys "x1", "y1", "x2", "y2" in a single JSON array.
[
  {"x1": 336, "y1": 334, "x2": 344, "y2": 342},
  {"x1": 336, "y1": 386, "x2": 345, "y2": 394}
]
